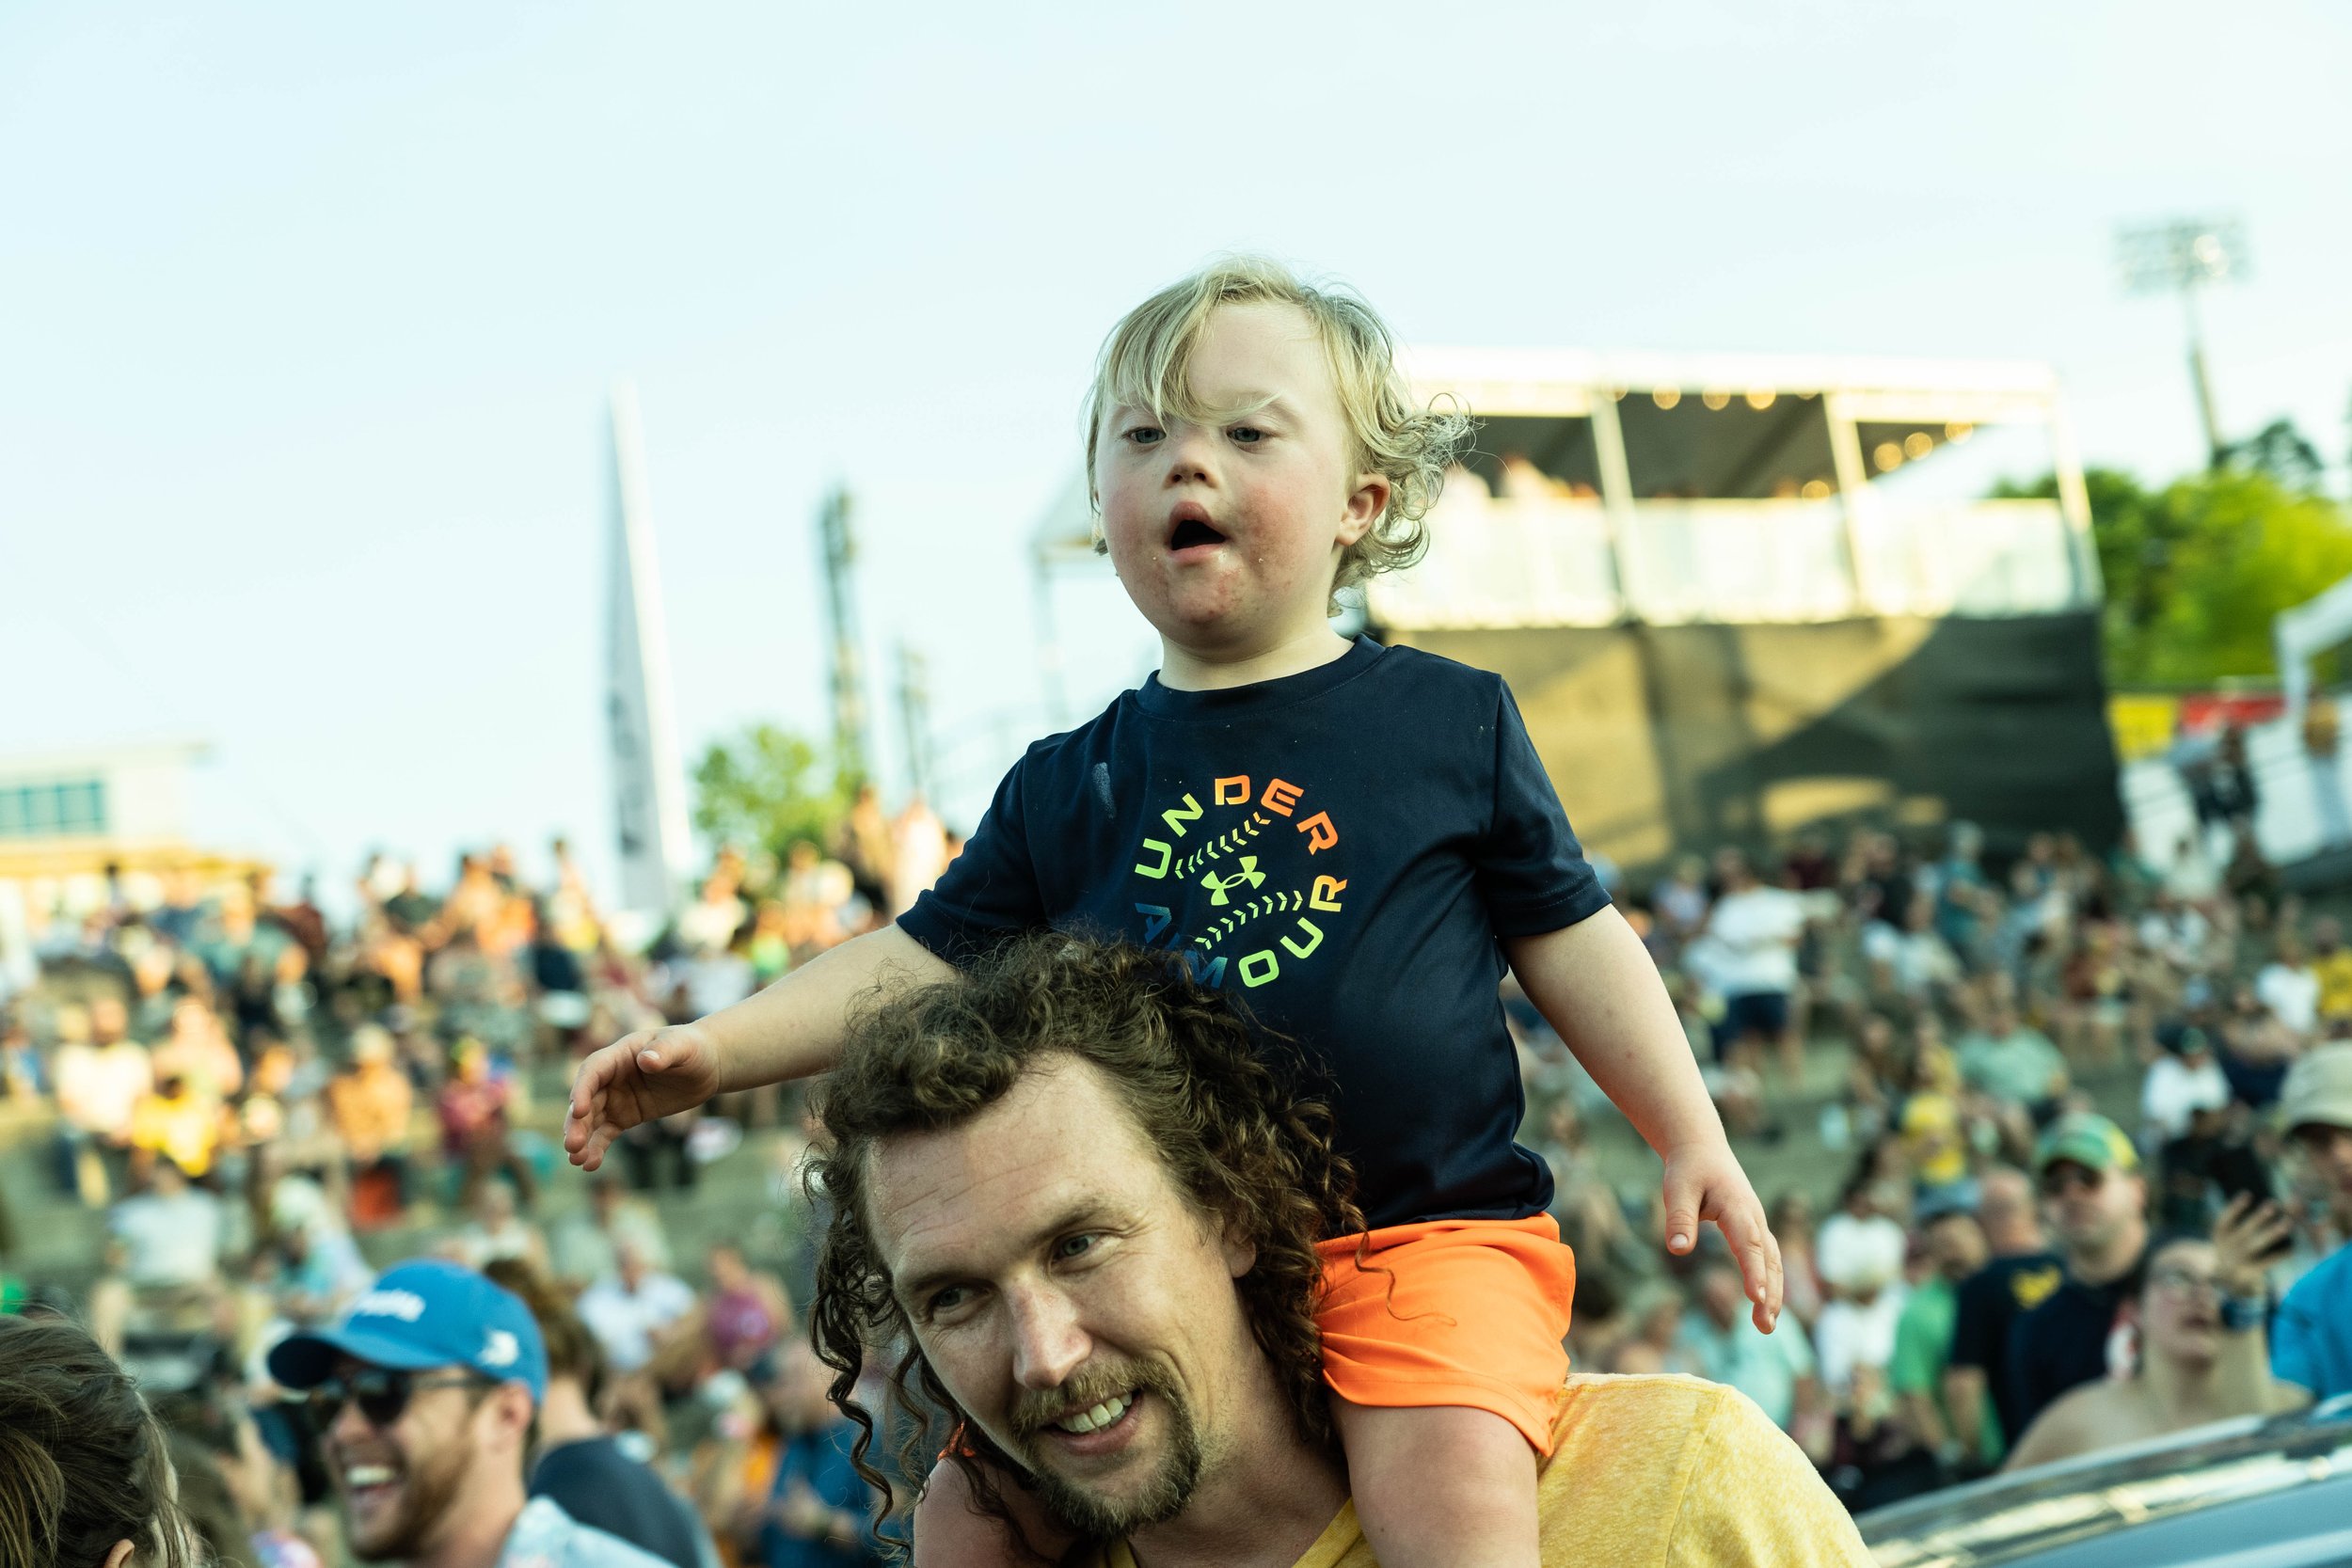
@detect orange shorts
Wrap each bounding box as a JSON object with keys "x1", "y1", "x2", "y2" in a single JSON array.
[{"x1": 1313, "y1": 1214, "x2": 1575, "y2": 1454}]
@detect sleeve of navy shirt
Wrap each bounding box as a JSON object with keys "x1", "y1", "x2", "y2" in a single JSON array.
[
  {"x1": 896, "y1": 745, "x2": 1048, "y2": 964},
  {"x1": 1947, "y1": 1272, "x2": 1996, "y2": 1371},
  {"x1": 1476, "y1": 684, "x2": 1611, "y2": 936}
]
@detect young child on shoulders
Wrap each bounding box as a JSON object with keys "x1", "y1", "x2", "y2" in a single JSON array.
[{"x1": 567, "y1": 257, "x2": 1782, "y2": 1568}]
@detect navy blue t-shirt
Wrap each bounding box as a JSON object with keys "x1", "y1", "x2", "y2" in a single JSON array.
[
  {"x1": 2005, "y1": 1245, "x2": 2148, "y2": 1439},
  {"x1": 896, "y1": 637, "x2": 1610, "y2": 1230}
]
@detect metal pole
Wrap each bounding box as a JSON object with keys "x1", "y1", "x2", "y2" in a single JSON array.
[
  {"x1": 1032, "y1": 548, "x2": 1070, "y2": 730},
  {"x1": 817, "y1": 487, "x2": 868, "y2": 787},
  {"x1": 895, "y1": 640, "x2": 932, "y2": 803},
  {"x1": 2182, "y1": 284, "x2": 2226, "y2": 469},
  {"x1": 1586, "y1": 385, "x2": 1638, "y2": 620},
  {"x1": 1823, "y1": 390, "x2": 1877, "y2": 616}
]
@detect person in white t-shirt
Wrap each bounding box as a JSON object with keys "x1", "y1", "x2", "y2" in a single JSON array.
[
  {"x1": 2143, "y1": 1023, "x2": 2233, "y2": 1144},
  {"x1": 1703, "y1": 849, "x2": 1808, "y2": 1085},
  {"x1": 575, "y1": 1240, "x2": 696, "y2": 1375},
  {"x1": 1811, "y1": 1178, "x2": 1911, "y2": 1401},
  {"x1": 2256, "y1": 932, "x2": 2321, "y2": 1039},
  {"x1": 107, "y1": 1158, "x2": 225, "y2": 1290},
  {"x1": 52, "y1": 1001, "x2": 153, "y2": 1206}
]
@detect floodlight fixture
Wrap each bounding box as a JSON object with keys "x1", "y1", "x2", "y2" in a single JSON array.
[{"x1": 2115, "y1": 215, "x2": 2249, "y2": 467}]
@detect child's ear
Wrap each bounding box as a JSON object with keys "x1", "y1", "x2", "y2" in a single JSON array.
[{"x1": 1339, "y1": 472, "x2": 1390, "y2": 546}]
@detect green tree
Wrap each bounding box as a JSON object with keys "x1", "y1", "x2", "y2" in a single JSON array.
[
  {"x1": 1995, "y1": 467, "x2": 2352, "y2": 687},
  {"x1": 691, "y1": 722, "x2": 850, "y2": 858},
  {"x1": 2223, "y1": 417, "x2": 2327, "y2": 493}
]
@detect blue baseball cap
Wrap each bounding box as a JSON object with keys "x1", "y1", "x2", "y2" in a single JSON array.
[{"x1": 267, "y1": 1259, "x2": 548, "y2": 1403}]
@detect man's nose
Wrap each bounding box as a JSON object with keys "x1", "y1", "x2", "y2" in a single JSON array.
[
  {"x1": 326, "y1": 1396, "x2": 374, "y2": 1451},
  {"x1": 1005, "y1": 1286, "x2": 1089, "y2": 1391}
]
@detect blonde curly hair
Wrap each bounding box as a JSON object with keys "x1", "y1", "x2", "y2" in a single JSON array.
[{"x1": 1084, "y1": 256, "x2": 1470, "y2": 602}]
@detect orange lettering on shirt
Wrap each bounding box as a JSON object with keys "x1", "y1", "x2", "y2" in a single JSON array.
[
  {"x1": 1297, "y1": 811, "x2": 1338, "y2": 853},
  {"x1": 1261, "y1": 778, "x2": 1303, "y2": 817},
  {"x1": 1310, "y1": 876, "x2": 1348, "y2": 912},
  {"x1": 1215, "y1": 776, "x2": 1251, "y2": 806}
]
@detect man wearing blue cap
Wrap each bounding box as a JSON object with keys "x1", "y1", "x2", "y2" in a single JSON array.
[{"x1": 268, "y1": 1259, "x2": 671, "y2": 1568}]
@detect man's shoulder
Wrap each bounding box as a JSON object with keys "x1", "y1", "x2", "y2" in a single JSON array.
[
  {"x1": 501, "y1": 1496, "x2": 673, "y2": 1568},
  {"x1": 1544, "y1": 1375, "x2": 1869, "y2": 1564},
  {"x1": 2281, "y1": 1242, "x2": 2352, "y2": 1314}
]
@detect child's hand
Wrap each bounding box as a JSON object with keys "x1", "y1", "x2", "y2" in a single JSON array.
[
  {"x1": 1661, "y1": 1138, "x2": 1784, "y2": 1333},
  {"x1": 564, "y1": 1021, "x2": 723, "y2": 1171}
]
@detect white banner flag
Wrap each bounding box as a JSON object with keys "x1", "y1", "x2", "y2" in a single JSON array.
[{"x1": 606, "y1": 380, "x2": 691, "y2": 920}]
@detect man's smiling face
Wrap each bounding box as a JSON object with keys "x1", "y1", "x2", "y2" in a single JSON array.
[
  {"x1": 320, "y1": 1359, "x2": 490, "y2": 1563},
  {"x1": 866, "y1": 1057, "x2": 1260, "y2": 1537}
]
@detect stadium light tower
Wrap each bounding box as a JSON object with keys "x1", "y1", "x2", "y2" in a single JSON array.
[{"x1": 2117, "y1": 215, "x2": 2249, "y2": 468}]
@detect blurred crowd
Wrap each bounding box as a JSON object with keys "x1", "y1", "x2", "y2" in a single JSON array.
[
  {"x1": 1524, "y1": 819, "x2": 2352, "y2": 1511},
  {"x1": 0, "y1": 787, "x2": 957, "y2": 1568},
  {"x1": 3, "y1": 800, "x2": 2350, "y2": 1562}
]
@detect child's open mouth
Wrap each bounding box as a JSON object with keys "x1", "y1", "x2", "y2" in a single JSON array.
[
  {"x1": 1167, "y1": 503, "x2": 1228, "y2": 553},
  {"x1": 1169, "y1": 517, "x2": 1226, "y2": 550}
]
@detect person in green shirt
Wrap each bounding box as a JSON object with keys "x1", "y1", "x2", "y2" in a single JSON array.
[
  {"x1": 1956, "y1": 998, "x2": 2069, "y2": 1116},
  {"x1": 1890, "y1": 1195, "x2": 2004, "y2": 1476}
]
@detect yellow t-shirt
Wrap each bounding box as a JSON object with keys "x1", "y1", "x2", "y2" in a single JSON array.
[
  {"x1": 2314, "y1": 951, "x2": 2352, "y2": 1020},
  {"x1": 1899, "y1": 1091, "x2": 1968, "y2": 1187},
  {"x1": 1098, "y1": 1373, "x2": 1870, "y2": 1568}
]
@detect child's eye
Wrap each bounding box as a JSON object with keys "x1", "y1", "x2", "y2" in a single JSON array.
[
  {"x1": 1228, "y1": 426, "x2": 1263, "y2": 445},
  {"x1": 1123, "y1": 427, "x2": 1163, "y2": 447}
]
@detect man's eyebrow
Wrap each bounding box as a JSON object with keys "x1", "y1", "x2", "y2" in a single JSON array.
[{"x1": 893, "y1": 1198, "x2": 1114, "y2": 1306}]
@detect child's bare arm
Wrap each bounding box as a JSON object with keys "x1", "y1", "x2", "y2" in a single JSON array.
[
  {"x1": 564, "y1": 924, "x2": 954, "y2": 1171},
  {"x1": 1502, "y1": 908, "x2": 1784, "y2": 1329}
]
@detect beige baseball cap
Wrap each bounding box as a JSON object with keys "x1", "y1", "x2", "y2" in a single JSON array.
[{"x1": 2280, "y1": 1043, "x2": 2352, "y2": 1134}]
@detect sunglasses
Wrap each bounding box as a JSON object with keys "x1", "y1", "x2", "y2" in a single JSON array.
[
  {"x1": 2041, "y1": 1165, "x2": 2108, "y2": 1197},
  {"x1": 299, "y1": 1369, "x2": 486, "y2": 1429},
  {"x1": 2148, "y1": 1265, "x2": 2220, "y2": 1297}
]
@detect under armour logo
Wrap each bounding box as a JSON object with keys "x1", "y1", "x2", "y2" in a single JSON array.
[
  {"x1": 481, "y1": 1329, "x2": 519, "y2": 1367},
  {"x1": 1199, "y1": 856, "x2": 1266, "y2": 907}
]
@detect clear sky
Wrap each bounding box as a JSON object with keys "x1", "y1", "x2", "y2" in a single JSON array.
[{"x1": 7, "y1": 1, "x2": 2350, "y2": 903}]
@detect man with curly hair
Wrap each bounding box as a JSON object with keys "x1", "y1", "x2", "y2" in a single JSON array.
[
  {"x1": 805, "y1": 936, "x2": 1863, "y2": 1567},
  {"x1": 574, "y1": 256, "x2": 1781, "y2": 1568}
]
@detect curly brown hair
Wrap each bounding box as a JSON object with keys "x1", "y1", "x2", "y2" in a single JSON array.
[{"x1": 804, "y1": 932, "x2": 1362, "y2": 1545}]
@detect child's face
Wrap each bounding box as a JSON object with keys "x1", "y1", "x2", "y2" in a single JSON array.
[{"x1": 1095, "y1": 300, "x2": 1388, "y2": 657}]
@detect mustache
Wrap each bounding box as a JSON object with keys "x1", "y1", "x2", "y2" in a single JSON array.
[{"x1": 1006, "y1": 1358, "x2": 1174, "y2": 1443}]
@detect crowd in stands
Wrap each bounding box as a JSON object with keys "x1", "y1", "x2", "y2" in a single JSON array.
[
  {"x1": 0, "y1": 788, "x2": 952, "y2": 1567},
  {"x1": 3, "y1": 802, "x2": 2351, "y2": 1565},
  {"x1": 1528, "y1": 820, "x2": 2352, "y2": 1511}
]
